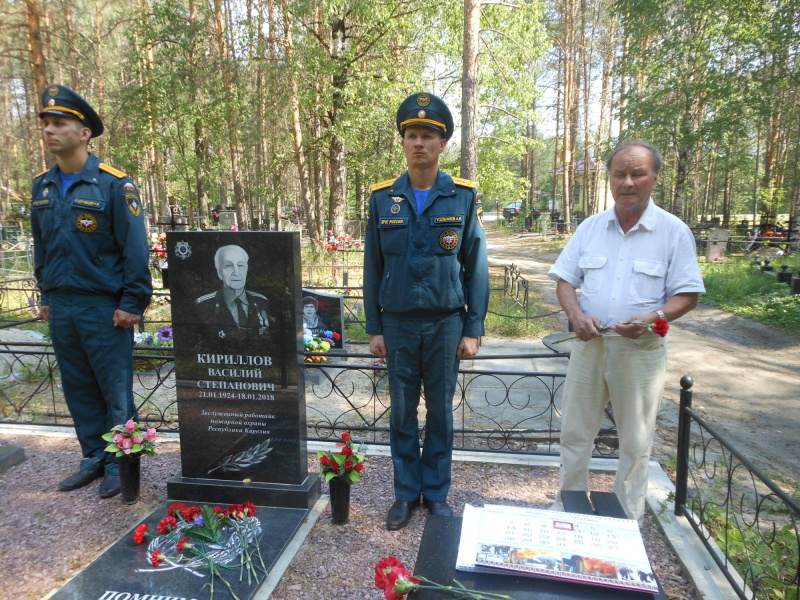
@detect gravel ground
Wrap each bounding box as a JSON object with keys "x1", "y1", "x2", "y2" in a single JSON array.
[{"x1": 0, "y1": 432, "x2": 696, "y2": 600}]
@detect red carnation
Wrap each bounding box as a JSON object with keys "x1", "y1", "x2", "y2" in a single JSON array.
[
  {"x1": 132, "y1": 523, "x2": 149, "y2": 545},
  {"x1": 344, "y1": 459, "x2": 354, "y2": 471},
  {"x1": 241, "y1": 501, "x2": 256, "y2": 517},
  {"x1": 341, "y1": 431, "x2": 352, "y2": 443},
  {"x1": 653, "y1": 318, "x2": 669, "y2": 337},
  {"x1": 157, "y1": 515, "x2": 178, "y2": 535},
  {"x1": 176, "y1": 536, "x2": 190, "y2": 552},
  {"x1": 150, "y1": 551, "x2": 165, "y2": 567},
  {"x1": 181, "y1": 505, "x2": 202, "y2": 522},
  {"x1": 167, "y1": 502, "x2": 187, "y2": 518},
  {"x1": 355, "y1": 462, "x2": 365, "y2": 472},
  {"x1": 340, "y1": 446, "x2": 353, "y2": 456},
  {"x1": 375, "y1": 557, "x2": 405, "y2": 588}
]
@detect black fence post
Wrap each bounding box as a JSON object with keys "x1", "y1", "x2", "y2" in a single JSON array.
[{"x1": 674, "y1": 375, "x2": 693, "y2": 516}]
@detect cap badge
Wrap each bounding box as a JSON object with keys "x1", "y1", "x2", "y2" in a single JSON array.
[
  {"x1": 418, "y1": 110, "x2": 426, "y2": 118},
  {"x1": 47, "y1": 86, "x2": 59, "y2": 97},
  {"x1": 47, "y1": 99, "x2": 55, "y2": 106},
  {"x1": 417, "y1": 93, "x2": 431, "y2": 107},
  {"x1": 391, "y1": 203, "x2": 401, "y2": 214}
]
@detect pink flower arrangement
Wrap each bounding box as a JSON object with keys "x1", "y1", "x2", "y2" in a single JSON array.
[{"x1": 102, "y1": 419, "x2": 157, "y2": 457}]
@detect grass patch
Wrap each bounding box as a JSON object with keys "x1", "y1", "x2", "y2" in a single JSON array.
[
  {"x1": 700, "y1": 259, "x2": 800, "y2": 335},
  {"x1": 485, "y1": 270, "x2": 556, "y2": 338}
]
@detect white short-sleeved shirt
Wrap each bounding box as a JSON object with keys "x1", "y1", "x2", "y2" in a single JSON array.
[{"x1": 548, "y1": 200, "x2": 705, "y2": 326}]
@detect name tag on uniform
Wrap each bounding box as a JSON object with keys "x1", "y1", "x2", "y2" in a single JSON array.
[
  {"x1": 431, "y1": 215, "x2": 464, "y2": 226},
  {"x1": 32, "y1": 198, "x2": 51, "y2": 208},
  {"x1": 379, "y1": 217, "x2": 408, "y2": 228},
  {"x1": 72, "y1": 198, "x2": 105, "y2": 210}
]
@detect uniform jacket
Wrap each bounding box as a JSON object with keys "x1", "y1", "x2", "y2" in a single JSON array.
[
  {"x1": 363, "y1": 170, "x2": 489, "y2": 338},
  {"x1": 195, "y1": 289, "x2": 270, "y2": 338},
  {"x1": 30, "y1": 153, "x2": 152, "y2": 314}
]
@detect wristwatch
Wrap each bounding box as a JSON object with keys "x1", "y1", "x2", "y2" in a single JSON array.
[{"x1": 655, "y1": 309, "x2": 667, "y2": 321}]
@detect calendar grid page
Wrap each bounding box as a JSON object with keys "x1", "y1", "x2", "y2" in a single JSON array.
[{"x1": 456, "y1": 504, "x2": 659, "y2": 594}]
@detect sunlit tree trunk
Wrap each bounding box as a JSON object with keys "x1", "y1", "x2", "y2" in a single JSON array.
[{"x1": 460, "y1": 0, "x2": 480, "y2": 180}]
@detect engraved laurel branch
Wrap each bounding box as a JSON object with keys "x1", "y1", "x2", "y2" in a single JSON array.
[{"x1": 207, "y1": 439, "x2": 273, "y2": 474}]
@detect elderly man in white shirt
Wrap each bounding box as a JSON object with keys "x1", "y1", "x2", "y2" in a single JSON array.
[{"x1": 548, "y1": 140, "x2": 705, "y2": 522}]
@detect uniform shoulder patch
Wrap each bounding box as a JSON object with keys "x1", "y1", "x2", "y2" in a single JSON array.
[
  {"x1": 99, "y1": 163, "x2": 128, "y2": 178},
  {"x1": 33, "y1": 169, "x2": 48, "y2": 180},
  {"x1": 452, "y1": 176, "x2": 478, "y2": 189},
  {"x1": 195, "y1": 292, "x2": 217, "y2": 304},
  {"x1": 248, "y1": 291, "x2": 268, "y2": 301},
  {"x1": 370, "y1": 178, "x2": 395, "y2": 192}
]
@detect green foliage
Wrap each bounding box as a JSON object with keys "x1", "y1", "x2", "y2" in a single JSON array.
[{"x1": 700, "y1": 260, "x2": 800, "y2": 334}]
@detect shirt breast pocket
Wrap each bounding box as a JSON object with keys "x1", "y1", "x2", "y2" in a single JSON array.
[
  {"x1": 578, "y1": 255, "x2": 607, "y2": 293},
  {"x1": 630, "y1": 259, "x2": 667, "y2": 302},
  {"x1": 431, "y1": 215, "x2": 464, "y2": 255},
  {"x1": 379, "y1": 221, "x2": 408, "y2": 255}
]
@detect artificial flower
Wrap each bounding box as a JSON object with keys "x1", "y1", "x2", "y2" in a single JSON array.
[
  {"x1": 103, "y1": 419, "x2": 157, "y2": 457},
  {"x1": 317, "y1": 431, "x2": 366, "y2": 483}
]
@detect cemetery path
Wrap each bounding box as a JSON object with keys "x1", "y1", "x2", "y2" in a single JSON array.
[{"x1": 486, "y1": 228, "x2": 800, "y2": 484}]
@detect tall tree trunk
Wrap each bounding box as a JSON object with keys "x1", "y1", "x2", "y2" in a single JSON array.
[
  {"x1": 460, "y1": 0, "x2": 481, "y2": 180},
  {"x1": 189, "y1": 0, "x2": 209, "y2": 226},
  {"x1": 94, "y1": 0, "x2": 106, "y2": 158},
  {"x1": 283, "y1": 0, "x2": 314, "y2": 241},
  {"x1": 213, "y1": 0, "x2": 245, "y2": 229}
]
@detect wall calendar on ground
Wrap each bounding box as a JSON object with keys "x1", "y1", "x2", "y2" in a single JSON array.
[{"x1": 456, "y1": 504, "x2": 659, "y2": 594}]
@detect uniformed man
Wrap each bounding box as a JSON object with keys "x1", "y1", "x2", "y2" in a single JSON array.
[
  {"x1": 31, "y1": 84, "x2": 153, "y2": 498},
  {"x1": 364, "y1": 92, "x2": 490, "y2": 530},
  {"x1": 195, "y1": 244, "x2": 269, "y2": 338}
]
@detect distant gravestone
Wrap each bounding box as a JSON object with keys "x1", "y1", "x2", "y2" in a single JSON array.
[
  {"x1": 301, "y1": 288, "x2": 345, "y2": 350},
  {"x1": 165, "y1": 231, "x2": 319, "y2": 508},
  {"x1": 706, "y1": 228, "x2": 729, "y2": 259},
  {"x1": 219, "y1": 210, "x2": 238, "y2": 229}
]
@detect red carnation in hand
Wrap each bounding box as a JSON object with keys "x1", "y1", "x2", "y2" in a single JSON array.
[
  {"x1": 653, "y1": 318, "x2": 669, "y2": 337},
  {"x1": 132, "y1": 523, "x2": 149, "y2": 545}
]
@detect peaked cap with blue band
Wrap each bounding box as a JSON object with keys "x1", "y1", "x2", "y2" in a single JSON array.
[
  {"x1": 39, "y1": 84, "x2": 104, "y2": 138},
  {"x1": 396, "y1": 92, "x2": 454, "y2": 141}
]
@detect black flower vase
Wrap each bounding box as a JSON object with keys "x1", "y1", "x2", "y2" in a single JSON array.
[
  {"x1": 118, "y1": 454, "x2": 141, "y2": 505},
  {"x1": 328, "y1": 478, "x2": 351, "y2": 524}
]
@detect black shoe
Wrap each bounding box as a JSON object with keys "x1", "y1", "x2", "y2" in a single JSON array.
[
  {"x1": 386, "y1": 500, "x2": 420, "y2": 530},
  {"x1": 99, "y1": 475, "x2": 121, "y2": 498},
  {"x1": 423, "y1": 499, "x2": 453, "y2": 517},
  {"x1": 59, "y1": 468, "x2": 103, "y2": 491}
]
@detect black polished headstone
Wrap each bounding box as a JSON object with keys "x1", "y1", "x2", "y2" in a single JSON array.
[
  {"x1": 301, "y1": 288, "x2": 346, "y2": 349},
  {"x1": 49, "y1": 503, "x2": 307, "y2": 600},
  {"x1": 165, "y1": 232, "x2": 319, "y2": 508}
]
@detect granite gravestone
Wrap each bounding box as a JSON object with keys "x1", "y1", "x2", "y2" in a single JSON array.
[{"x1": 165, "y1": 232, "x2": 318, "y2": 508}]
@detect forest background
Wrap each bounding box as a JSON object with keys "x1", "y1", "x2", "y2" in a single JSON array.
[{"x1": 1, "y1": 0, "x2": 798, "y2": 244}]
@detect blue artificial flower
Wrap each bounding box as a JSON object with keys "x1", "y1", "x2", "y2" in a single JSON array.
[
  {"x1": 157, "y1": 326, "x2": 173, "y2": 342},
  {"x1": 323, "y1": 330, "x2": 333, "y2": 338}
]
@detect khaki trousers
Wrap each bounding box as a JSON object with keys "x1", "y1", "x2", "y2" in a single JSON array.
[{"x1": 552, "y1": 334, "x2": 667, "y2": 521}]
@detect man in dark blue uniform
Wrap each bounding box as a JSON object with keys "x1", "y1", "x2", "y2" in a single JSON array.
[
  {"x1": 364, "y1": 92, "x2": 489, "y2": 530},
  {"x1": 31, "y1": 85, "x2": 153, "y2": 498}
]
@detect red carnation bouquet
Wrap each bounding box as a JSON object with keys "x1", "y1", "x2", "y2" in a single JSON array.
[
  {"x1": 375, "y1": 556, "x2": 514, "y2": 600},
  {"x1": 132, "y1": 501, "x2": 265, "y2": 599},
  {"x1": 317, "y1": 431, "x2": 366, "y2": 483}
]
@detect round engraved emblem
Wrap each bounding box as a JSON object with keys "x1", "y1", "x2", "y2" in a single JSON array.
[
  {"x1": 417, "y1": 93, "x2": 431, "y2": 107},
  {"x1": 174, "y1": 240, "x2": 192, "y2": 260},
  {"x1": 418, "y1": 110, "x2": 426, "y2": 119},
  {"x1": 391, "y1": 203, "x2": 401, "y2": 214},
  {"x1": 47, "y1": 86, "x2": 60, "y2": 97},
  {"x1": 439, "y1": 230, "x2": 459, "y2": 250},
  {"x1": 47, "y1": 99, "x2": 56, "y2": 106},
  {"x1": 76, "y1": 213, "x2": 97, "y2": 233}
]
